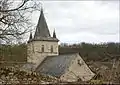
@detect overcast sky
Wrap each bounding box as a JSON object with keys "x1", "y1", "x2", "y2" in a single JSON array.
[{"x1": 30, "y1": 1, "x2": 119, "y2": 44}]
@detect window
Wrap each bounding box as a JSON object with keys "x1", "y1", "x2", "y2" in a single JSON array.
[
  {"x1": 51, "y1": 45, "x2": 53, "y2": 53},
  {"x1": 41, "y1": 45, "x2": 44, "y2": 52}
]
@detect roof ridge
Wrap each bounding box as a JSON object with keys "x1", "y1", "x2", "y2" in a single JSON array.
[{"x1": 35, "y1": 56, "x2": 49, "y2": 71}]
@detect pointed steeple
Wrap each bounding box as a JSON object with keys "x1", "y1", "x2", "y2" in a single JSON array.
[
  {"x1": 53, "y1": 29, "x2": 57, "y2": 38},
  {"x1": 34, "y1": 7, "x2": 51, "y2": 39},
  {"x1": 28, "y1": 32, "x2": 33, "y2": 43},
  {"x1": 29, "y1": 32, "x2": 32, "y2": 40},
  {"x1": 31, "y1": 7, "x2": 59, "y2": 42}
]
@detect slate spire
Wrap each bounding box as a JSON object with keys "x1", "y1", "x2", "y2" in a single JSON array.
[
  {"x1": 53, "y1": 29, "x2": 57, "y2": 38},
  {"x1": 34, "y1": 7, "x2": 51, "y2": 39}
]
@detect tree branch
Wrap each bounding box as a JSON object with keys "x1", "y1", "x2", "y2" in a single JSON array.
[{"x1": 0, "y1": 0, "x2": 29, "y2": 12}]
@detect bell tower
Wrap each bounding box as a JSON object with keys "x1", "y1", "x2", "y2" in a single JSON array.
[{"x1": 27, "y1": 8, "x2": 59, "y2": 65}]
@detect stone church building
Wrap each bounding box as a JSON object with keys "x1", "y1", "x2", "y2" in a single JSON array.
[{"x1": 24, "y1": 8, "x2": 95, "y2": 82}]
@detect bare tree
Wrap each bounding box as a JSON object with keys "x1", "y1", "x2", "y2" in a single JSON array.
[
  {"x1": 103, "y1": 52, "x2": 120, "y2": 83},
  {"x1": 0, "y1": 0, "x2": 41, "y2": 43}
]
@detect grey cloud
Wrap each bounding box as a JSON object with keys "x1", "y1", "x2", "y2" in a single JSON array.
[{"x1": 30, "y1": 1, "x2": 119, "y2": 43}]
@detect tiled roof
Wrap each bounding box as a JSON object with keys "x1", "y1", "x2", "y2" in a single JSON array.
[{"x1": 36, "y1": 53, "x2": 78, "y2": 77}]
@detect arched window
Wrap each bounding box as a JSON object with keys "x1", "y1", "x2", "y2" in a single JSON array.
[
  {"x1": 41, "y1": 45, "x2": 44, "y2": 52},
  {"x1": 51, "y1": 45, "x2": 53, "y2": 53}
]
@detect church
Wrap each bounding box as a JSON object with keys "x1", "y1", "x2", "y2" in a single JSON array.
[{"x1": 23, "y1": 8, "x2": 95, "y2": 82}]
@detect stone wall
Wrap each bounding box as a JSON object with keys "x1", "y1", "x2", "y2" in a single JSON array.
[
  {"x1": 60, "y1": 54, "x2": 95, "y2": 82},
  {"x1": 27, "y1": 41, "x2": 58, "y2": 66}
]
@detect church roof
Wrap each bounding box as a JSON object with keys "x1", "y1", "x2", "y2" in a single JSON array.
[
  {"x1": 35, "y1": 53, "x2": 78, "y2": 77},
  {"x1": 34, "y1": 8, "x2": 50, "y2": 38},
  {"x1": 32, "y1": 8, "x2": 59, "y2": 42}
]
